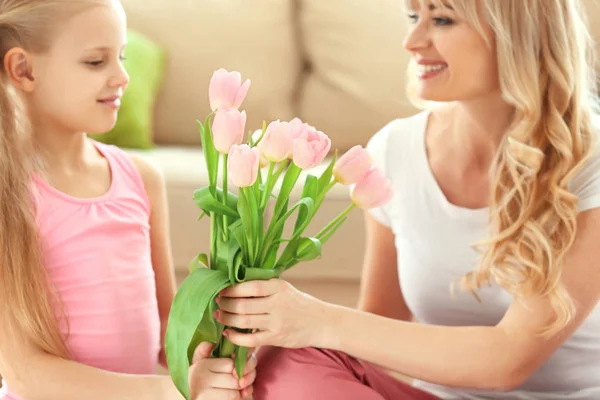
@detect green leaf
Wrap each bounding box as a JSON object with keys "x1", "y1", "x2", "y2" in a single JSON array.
[
  {"x1": 166, "y1": 268, "x2": 232, "y2": 400},
  {"x1": 229, "y1": 219, "x2": 248, "y2": 265},
  {"x1": 214, "y1": 234, "x2": 241, "y2": 278},
  {"x1": 275, "y1": 237, "x2": 321, "y2": 271},
  {"x1": 194, "y1": 187, "x2": 239, "y2": 220},
  {"x1": 235, "y1": 345, "x2": 250, "y2": 381},
  {"x1": 293, "y1": 174, "x2": 319, "y2": 237},
  {"x1": 318, "y1": 151, "x2": 337, "y2": 193},
  {"x1": 198, "y1": 116, "x2": 219, "y2": 191},
  {"x1": 187, "y1": 297, "x2": 219, "y2": 362},
  {"x1": 236, "y1": 189, "x2": 255, "y2": 265},
  {"x1": 261, "y1": 197, "x2": 312, "y2": 267},
  {"x1": 188, "y1": 253, "x2": 209, "y2": 273},
  {"x1": 272, "y1": 162, "x2": 302, "y2": 221}
]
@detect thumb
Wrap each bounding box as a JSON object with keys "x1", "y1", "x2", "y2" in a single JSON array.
[{"x1": 192, "y1": 342, "x2": 215, "y2": 363}]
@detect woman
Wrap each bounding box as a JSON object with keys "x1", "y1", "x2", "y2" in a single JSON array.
[{"x1": 215, "y1": 0, "x2": 600, "y2": 399}]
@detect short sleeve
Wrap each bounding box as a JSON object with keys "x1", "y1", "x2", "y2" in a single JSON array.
[
  {"x1": 571, "y1": 136, "x2": 600, "y2": 212},
  {"x1": 357, "y1": 122, "x2": 394, "y2": 227}
]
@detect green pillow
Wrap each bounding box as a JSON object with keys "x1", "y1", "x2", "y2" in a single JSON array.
[{"x1": 90, "y1": 30, "x2": 165, "y2": 149}]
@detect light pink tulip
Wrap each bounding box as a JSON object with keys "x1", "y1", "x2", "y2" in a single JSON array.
[
  {"x1": 292, "y1": 129, "x2": 331, "y2": 169},
  {"x1": 351, "y1": 167, "x2": 393, "y2": 209},
  {"x1": 287, "y1": 118, "x2": 314, "y2": 158},
  {"x1": 209, "y1": 68, "x2": 251, "y2": 111},
  {"x1": 260, "y1": 120, "x2": 293, "y2": 163},
  {"x1": 333, "y1": 145, "x2": 373, "y2": 185},
  {"x1": 252, "y1": 129, "x2": 269, "y2": 168},
  {"x1": 212, "y1": 109, "x2": 246, "y2": 154},
  {"x1": 228, "y1": 145, "x2": 260, "y2": 187}
]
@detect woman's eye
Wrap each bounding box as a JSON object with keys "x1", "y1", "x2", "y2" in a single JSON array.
[
  {"x1": 407, "y1": 13, "x2": 419, "y2": 23},
  {"x1": 433, "y1": 17, "x2": 454, "y2": 26},
  {"x1": 86, "y1": 60, "x2": 103, "y2": 66}
]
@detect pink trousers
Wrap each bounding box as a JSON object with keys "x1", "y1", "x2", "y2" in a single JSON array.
[{"x1": 254, "y1": 347, "x2": 441, "y2": 400}]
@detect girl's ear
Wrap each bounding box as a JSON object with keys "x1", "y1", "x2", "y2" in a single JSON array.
[{"x1": 4, "y1": 47, "x2": 35, "y2": 92}]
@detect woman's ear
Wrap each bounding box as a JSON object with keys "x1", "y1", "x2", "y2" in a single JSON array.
[{"x1": 3, "y1": 47, "x2": 35, "y2": 92}]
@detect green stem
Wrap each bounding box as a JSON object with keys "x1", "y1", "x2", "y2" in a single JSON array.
[
  {"x1": 222, "y1": 154, "x2": 229, "y2": 241},
  {"x1": 315, "y1": 203, "x2": 355, "y2": 240},
  {"x1": 243, "y1": 268, "x2": 279, "y2": 280},
  {"x1": 316, "y1": 180, "x2": 337, "y2": 210},
  {"x1": 260, "y1": 162, "x2": 275, "y2": 210},
  {"x1": 210, "y1": 211, "x2": 217, "y2": 268}
]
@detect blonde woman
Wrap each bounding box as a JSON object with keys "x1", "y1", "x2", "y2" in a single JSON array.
[{"x1": 214, "y1": 0, "x2": 600, "y2": 399}]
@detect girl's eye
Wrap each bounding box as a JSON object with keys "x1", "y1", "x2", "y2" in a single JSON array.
[
  {"x1": 407, "y1": 13, "x2": 419, "y2": 23},
  {"x1": 433, "y1": 17, "x2": 454, "y2": 26},
  {"x1": 119, "y1": 56, "x2": 127, "y2": 62},
  {"x1": 86, "y1": 60, "x2": 103, "y2": 66}
]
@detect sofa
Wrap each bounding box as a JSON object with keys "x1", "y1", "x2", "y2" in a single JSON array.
[
  {"x1": 120, "y1": 0, "x2": 420, "y2": 304},
  {"x1": 121, "y1": 0, "x2": 600, "y2": 305}
]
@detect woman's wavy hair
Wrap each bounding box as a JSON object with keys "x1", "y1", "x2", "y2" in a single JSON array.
[{"x1": 405, "y1": 0, "x2": 599, "y2": 337}]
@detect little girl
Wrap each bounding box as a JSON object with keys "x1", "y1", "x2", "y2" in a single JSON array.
[{"x1": 0, "y1": 0, "x2": 255, "y2": 399}]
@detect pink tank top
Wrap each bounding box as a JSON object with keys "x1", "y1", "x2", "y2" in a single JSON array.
[{"x1": 1, "y1": 141, "x2": 161, "y2": 399}]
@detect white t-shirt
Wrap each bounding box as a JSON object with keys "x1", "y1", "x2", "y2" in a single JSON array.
[{"x1": 365, "y1": 110, "x2": 600, "y2": 400}]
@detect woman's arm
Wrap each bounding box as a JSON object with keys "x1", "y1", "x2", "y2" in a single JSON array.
[
  {"x1": 131, "y1": 155, "x2": 177, "y2": 370},
  {"x1": 357, "y1": 214, "x2": 412, "y2": 321},
  {"x1": 216, "y1": 208, "x2": 600, "y2": 392}
]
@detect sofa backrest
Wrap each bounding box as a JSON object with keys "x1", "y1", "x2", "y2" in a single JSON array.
[{"x1": 123, "y1": 0, "x2": 600, "y2": 152}]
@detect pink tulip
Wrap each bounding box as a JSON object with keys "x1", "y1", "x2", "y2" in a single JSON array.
[
  {"x1": 209, "y1": 68, "x2": 251, "y2": 111},
  {"x1": 252, "y1": 129, "x2": 269, "y2": 168},
  {"x1": 228, "y1": 145, "x2": 260, "y2": 187},
  {"x1": 333, "y1": 145, "x2": 373, "y2": 185},
  {"x1": 260, "y1": 120, "x2": 293, "y2": 163},
  {"x1": 292, "y1": 129, "x2": 331, "y2": 169},
  {"x1": 287, "y1": 118, "x2": 314, "y2": 158},
  {"x1": 351, "y1": 167, "x2": 393, "y2": 209},
  {"x1": 212, "y1": 109, "x2": 246, "y2": 154}
]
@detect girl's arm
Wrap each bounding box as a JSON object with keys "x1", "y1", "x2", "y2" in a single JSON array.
[
  {"x1": 130, "y1": 155, "x2": 177, "y2": 370},
  {"x1": 216, "y1": 208, "x2": 600, "y2": 392},
  {"x1": 357, "y1": 214, "x2": 413, "y2": 320},
  {"x1": 0, "y1": 326, "x2": 181, "y2": 400}
]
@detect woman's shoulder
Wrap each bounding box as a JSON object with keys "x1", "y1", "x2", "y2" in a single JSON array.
[
  {"x1": 569, "y1": 116, "x2": 600, "y2": 212},
  {"x1": 366, "y1": 110, "x2": 430, "y2": 165}
]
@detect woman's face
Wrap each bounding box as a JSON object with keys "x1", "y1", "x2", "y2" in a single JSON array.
[{"x1": 402, "y1": 0, "x2": 501, "y2": 102}]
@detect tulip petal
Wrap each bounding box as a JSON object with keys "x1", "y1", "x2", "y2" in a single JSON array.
[{"x1": 233, "y1": 79, "x2": 251, "y2": 109}]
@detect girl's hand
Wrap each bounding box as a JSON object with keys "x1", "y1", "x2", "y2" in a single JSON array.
[
  {"x1": 188, "y1": 342, "x2": 256, "y2": 400},
  {"x1": 215, "y1": 279, "x2": 335, "y2": 349}
]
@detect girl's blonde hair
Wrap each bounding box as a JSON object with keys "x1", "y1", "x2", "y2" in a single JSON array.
[
  {"x1": 0, "y1": 0, "x2": 106, "y2": 359},
  {"x1": 406, "y1": 0, "x2": 598, "y2": 336}
]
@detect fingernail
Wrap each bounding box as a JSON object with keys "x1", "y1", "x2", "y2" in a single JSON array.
[
  {"x1": 215, "y1": 296, "x2": 221, "y2": 304},
  {"x1": 213, "y1": 311, "x2": 219, "y2": 319},
  {"x1": 223, "y1": 330, "x2": 230, "y2": 337}
]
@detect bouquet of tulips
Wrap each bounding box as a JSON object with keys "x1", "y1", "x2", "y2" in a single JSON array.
[{"x1": 165, "y1": 69, "x2": 393, "y2": 399}]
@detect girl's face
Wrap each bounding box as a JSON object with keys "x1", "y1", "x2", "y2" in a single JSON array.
[
  {"x1": 402, "y1": 0, "x2": 500, "y2": 102},
  {"x1": 29, "y1": 0, "x2": 129, "y2": 135}
]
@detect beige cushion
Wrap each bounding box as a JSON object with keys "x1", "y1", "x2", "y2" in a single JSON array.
[
  {"x1": 298, "y1": 0, "x2": 418, "y2": 153},
  {"x1": 121, "y1": 0, "x2": 301, "y2": 146}
]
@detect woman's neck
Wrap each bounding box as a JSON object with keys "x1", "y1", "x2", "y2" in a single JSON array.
[{"x1": 448, "y1": 95, "x2": 515, "y2": 168}]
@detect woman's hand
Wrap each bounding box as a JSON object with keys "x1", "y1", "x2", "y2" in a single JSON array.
[
  {"x1": 188, "y1": 342, "x2": 256, "y2": 399},
  {"x1": 215, "y1": 279, "x2": 336, "y2": 349}
]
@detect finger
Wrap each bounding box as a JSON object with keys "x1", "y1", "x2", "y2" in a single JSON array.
[
  {"x1": 223, "y1": 329, "x2": 269, "y2": 348},
  {"x1": 220, "y1": 279, "x2": 284, "y2": 298},
  {"x1": 215, "y1": 310, "x2": 270, "y2": 330},
  {"x1": 238, "y1": 369, "x2": 256, "y2": 389},
  {"x1": 241, "y1": 385, "x2": 254, "y2": 399},
  {"x1": 196, "y1": 388, "x2": 241, "y2": 400},
  {"x1": 242, "y1": 352, "x2": 258, "y2": 375},
  {"x1": 206, "y1": 357, "x2": 235, "y2": 374},
  {"x1": 216, "y1": 296, "x2": 271, "y2": 315},
  {"x1": 192, "y1": 342, "x2": 215, "y2": 362},
  {"x1": 206, "y1": 371, "x2": 242, "y2": 390}
]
